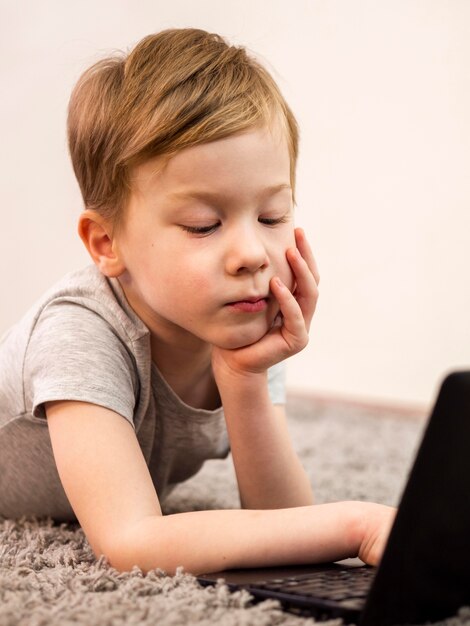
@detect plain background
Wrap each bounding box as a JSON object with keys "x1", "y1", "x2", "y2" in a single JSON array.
[{"x1": 1, "y1": 0, "x2": 469, "y2": 410}]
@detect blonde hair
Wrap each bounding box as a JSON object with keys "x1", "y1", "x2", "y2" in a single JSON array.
[{"x1": 67, "y1": 28, "x2": 299, "y2": 230}]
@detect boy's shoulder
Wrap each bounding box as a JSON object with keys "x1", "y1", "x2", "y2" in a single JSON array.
[
  {"x1": 38, "y1": 264, "x2": 118, "y2": 309},
  {"x1": 0, "y1": 265, "x2": 149, "y2": 427},
  {"x1": 34, "y1": 264, "x2": 147, "y2": 339},
  {"x1": 2, "y1": 265, "x2": 148, "y2": 350}
]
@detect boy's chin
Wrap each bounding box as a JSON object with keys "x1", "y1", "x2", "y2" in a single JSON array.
[{"x1": 215, "y1": 317, "x2": 276, "y2": 350}]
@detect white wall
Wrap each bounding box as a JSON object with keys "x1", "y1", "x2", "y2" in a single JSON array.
[{"x1": 1, "y1": 0, "x2": 469, "y2": 408}]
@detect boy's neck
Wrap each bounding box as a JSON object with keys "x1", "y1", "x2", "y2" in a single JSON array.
[{"x1": 150, "y1": 334, "x2": 221, "y2": 411}]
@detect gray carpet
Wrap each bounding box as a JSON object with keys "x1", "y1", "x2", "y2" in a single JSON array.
[{"x1": 1, "y1": 396, "x2": 469, "y2": 626}]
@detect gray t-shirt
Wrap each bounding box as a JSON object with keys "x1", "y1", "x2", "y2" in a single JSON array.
[{"x1": 0, "y1": 265, "x2": 285, "y2": 522}]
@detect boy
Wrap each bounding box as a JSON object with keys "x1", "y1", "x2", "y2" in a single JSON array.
[{"x1": 0, "y1": 28, "x2": 394, "y2": 575}]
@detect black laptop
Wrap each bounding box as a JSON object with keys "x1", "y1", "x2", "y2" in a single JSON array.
[{"x1": 197, "y1": 371, "x2": 470, "y2": 625}]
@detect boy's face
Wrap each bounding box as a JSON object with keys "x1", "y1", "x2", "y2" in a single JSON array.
[{"x1": 114, "y1": 124, "x2": 296, "y2": 351}]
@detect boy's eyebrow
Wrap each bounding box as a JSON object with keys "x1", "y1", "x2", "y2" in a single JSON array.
[{"x1": 167, "y1": 183, "x2": 291, "y2": 203}]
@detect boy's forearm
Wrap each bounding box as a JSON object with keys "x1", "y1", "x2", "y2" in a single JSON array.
[
  {"x1": 108, "y1": 502, "x2": 365, "y2": 576},
  {"x1": 218, "y1": 371, "x2": 314, "y2": 509}
]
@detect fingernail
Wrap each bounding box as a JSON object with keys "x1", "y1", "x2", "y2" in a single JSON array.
[{"x1": 274, "y1": 277, "x2": 284, "y2": 289}]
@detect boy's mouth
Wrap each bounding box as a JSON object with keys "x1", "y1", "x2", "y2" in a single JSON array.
[{"x1": 225, "y1": 296, "x2": 268, "y2": 313}]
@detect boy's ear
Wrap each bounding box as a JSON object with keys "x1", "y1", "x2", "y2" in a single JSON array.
[{"x1": 78, "y1": 210, "x2": 126, "y2": 278}]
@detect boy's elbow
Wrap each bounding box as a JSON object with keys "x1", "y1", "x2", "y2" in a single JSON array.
[{"x1": 101, "y1": 515, "x2": 186, "y2": 576}]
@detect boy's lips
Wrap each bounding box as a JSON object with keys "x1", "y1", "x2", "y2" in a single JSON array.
[{"x1": 225, "y1": 296, "x2": 269, "y2": 313}]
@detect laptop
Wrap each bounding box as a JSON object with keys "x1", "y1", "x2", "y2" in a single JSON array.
[{"x1": 197, "y1": 370, "x2": 470, "y2": 625}]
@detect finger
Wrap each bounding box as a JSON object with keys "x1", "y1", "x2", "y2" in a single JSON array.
[
  {"x1": 286, "y1": 246, "x2": 319, "y2": 329},
  {"x1": 294, "y1": 227, "x2": 320, "y2": 285},
  {"x1": 269, "y1": 276, "x2": 309, "y2": 354}
]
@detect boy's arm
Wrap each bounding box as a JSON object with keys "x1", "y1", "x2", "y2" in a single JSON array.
[
  {"x1": 219, "y1": 372, "x2": 314, "y2": 509},
  {"x1": 46, "y1": 399, "x2": 395, "y2": 577},
  {"x1": 45, "y1": 400, "x2": 163, "y2": 558},
  {"x1": 114, "y1": 500, "x2": 394, "y2": 576}
]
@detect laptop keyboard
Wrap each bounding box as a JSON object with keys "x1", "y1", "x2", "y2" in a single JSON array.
[{"x1": 253, "y1": 566, "x2": 375, "y2": 604}]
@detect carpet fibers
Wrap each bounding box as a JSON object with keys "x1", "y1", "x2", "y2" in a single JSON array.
[{"x1": 1, "y1": 395, "x2": 469, "y2": 626}]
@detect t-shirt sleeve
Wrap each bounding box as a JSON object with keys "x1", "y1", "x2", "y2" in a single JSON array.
[
  {"x1": 23, "y1": 300, "x2": 139, "y2": 427},
  {"x1": 267, "y1": 361, "x2": 286, "y2": 405}
]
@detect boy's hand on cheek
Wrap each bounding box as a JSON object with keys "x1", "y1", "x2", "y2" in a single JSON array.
[{"x1": 212, "y1": 228, "x2": 320, "y2": 382}]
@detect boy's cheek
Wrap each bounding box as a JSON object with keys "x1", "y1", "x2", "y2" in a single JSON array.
[
  {"x1": 275, "y1": 256, "x2": 295, "y2": 294},
  {"x1": 283, "y1": 241, "x2": 297, "y2": 292},
  {"x1": 276, "y1": 229, "x2": 296, "y2": 292},
  {"x1": 285, "y1": 265, "x2": 296, "y2": 293}
]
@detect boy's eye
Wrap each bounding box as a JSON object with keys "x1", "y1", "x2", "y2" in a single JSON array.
[
  {"x1": 259, "y1": 215, "x2": 290, "y2": 226},
  {"x1": 180, "y1": 223, "x2": 220, "y2": 235},
  {"x1": 180, "y1": 214, "x2": 289, "y2": 235}
]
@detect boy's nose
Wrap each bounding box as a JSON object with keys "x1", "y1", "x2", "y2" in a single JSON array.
[{"x1": 225, "y1": 230, "x2": 270, "y2": 275}]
